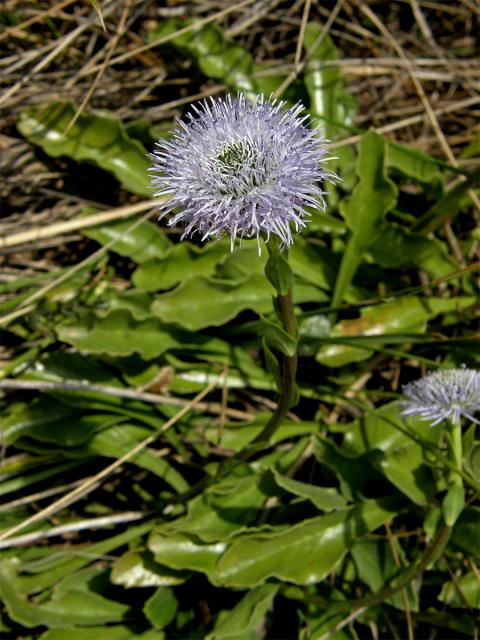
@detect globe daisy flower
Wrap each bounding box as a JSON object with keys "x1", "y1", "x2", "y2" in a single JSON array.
[
  {"x1": 150, "y1": 94, "x2": 337, "y2": 251},
  {"x1": 400, "y1": 367, "x2": 480, "y2": 426}
]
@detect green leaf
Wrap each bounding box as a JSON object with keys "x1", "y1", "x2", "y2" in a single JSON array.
[
  {"x1": 149, "y1": 531, "x2": 227, "y2": 579},
  {"x1": 333, "y1": 130, "x2": 397, "y2": 306},
  {"x1": 299, "y1": 613, "x2": 355, "y2": 640},
  {"x1": 151, "y1": 274, "x2": 275, "y2": 330},
  {"x1": 265, "y1": 252, "x2": 294, "y2": 295},
  {"x1": 439, "y1": 572, "x2": 480, "y2": 609},
  {"x1": 14, "y1": 421, "x2": 188, "y2": 493},
  {"x1": 132, "y1": 241, "x2": 228, "y2": 290},
  {"x1": 262, "y1": 338, "x2": 281, "y2": 389},
  {"x1": 102, "y1": 289, "x2": 153, "y2": 320},
  {"x1": 386, "y1": 141, "x2": 443, "y2": 193},
  {"x1": 18, "y1": 102, "x2": 151, "y2": 196},
  {"x1": 111, "y1": 550, "x2": 187, "y2": 588},
  {"x1": 412, "y1": 170, "x2": 479, "y2": 233},
  {"x1": 442, "y1": 483, "x2": 465, "y2": 526},
  {"x1": 149, "y1": 20, "x2": 258, "y2": 96},
  {"x1": 459, "y1": 133, "x2": 480, "y2": 159},
  {"x1": 312, "y1": 436, "x2": 385, "y2": 500},
  {"x1": 57, "y1": 309, "x2": 230, "y2": 359},
  {"x1": 76, "y1": 424, "x2": 189, "y2": 492},
  {"x1": 1, "y1": 397, "x2": 74, "y2": 446},
  {"x1": 0, "y1": 460, "x2": 84, "y2": 499},
  {"x1": 216, "y1": 244, "x2": 266, "y2": 281},
  {"x1": 260, "y1": 316, "x2": 297, "y2": 358},
  {"x1": 207, "y1": 585, "x2": 278, "y2": 640},
  {"x1": 25, "y1": 351, "x2": 122, "y2": 386},
  {"x1": 17, "y1": 524, "x2": 153, "y2": 595},
  {"x1": 14, "y1": 412, "x2": 124, "y2": 448},
  {"x1": 343, "y1": 402, "x2": 440, "y2": 505},
  {"x1": 316, "y1": 296, "x2": 476, "y2": 367},
  {"x1": 272, "y1": 470, "x2": 348, "y2": 512},
  {"x1": 369, "y1": 222, "x2": 456, "y2": 278},
  {"x1": 83, "y1": 218, "x2": 171, "y2": 264},
  {"x1": 0, "y1": 558, "x2": 129, "y2": 629},
  {"x1": 39, "y1": 628, "x2": 163, "y2": 640},
  {"x1": 302, "y1": 23, "x2": 357, "y2": 192},
  {"x1": 450, "y1": 507, "x2": 480, "y2": 556},
  {"x1": 303, "y1": 24, "x2": 356, "y2": 139},
  {"x1": 203, "y1": 418, "x2": 320, "y2": 452},
  {"x1": 214, "y1": 498, "x2": 402, "y2": 587},
  {"x1": 143, "y1": 587, "x2": 178, "y2": 629},
  {"x1": 147, "y1": 343, "x2": 268, "y2": 392},
  {"x1": 413, "y1": 611, "x2": 474, "y2": 637},
  {"x1": 465, "y1": 443, "x2": 480, "y2": 483},
  {"x1": 352, "y1": 539, "x2": 418, "y2": 610},
  {"x1": 153, "y1": 472, "x2": 269, "y2": 543},
  {"x1": 289, "y1": 239, "x2": 336, "y2": 291}
]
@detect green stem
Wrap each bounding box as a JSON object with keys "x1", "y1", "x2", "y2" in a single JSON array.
[
  {"x1": 310, "y1": 523, "x2": 452, "y2": 638},
  {"x1": 251, "y1": 288, "x2": 298, "y2": 445},
  {"x1": 442, "y1": 420, "x2": 465, "y2": 526},
  {"x1": 171, "y1": 278, "x2": 299, "y2": 495},
  {"x1": 350, "y1": 523, "x2": 451, "y2": 609},
  {"x1": 450, "y1": 420, "x2": 463, "y2": 473},
  {"x1": 169, "y1": 277, "x2": 298, "y2": 497}
]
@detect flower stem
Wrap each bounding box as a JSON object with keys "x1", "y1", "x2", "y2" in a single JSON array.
[
  {"x1": 252, "y1": 243, "x2": 298, "y2": 446},
  {"x1": 312, "y1": 522, "x2": 452, "y2": 638},
  {"x1": 442, "y1": 420, "x2": 465, "y2": 526},
  {"x1": 450, "y1": 420, "x2": 463, "y2": 470},
  {"x1": 252, "y1": 291, "x2": 298, "y2": 445}
]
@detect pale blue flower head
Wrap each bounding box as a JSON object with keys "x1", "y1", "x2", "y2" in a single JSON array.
[
  {"x1": 400, "y1": 367, "x2": 480, "y2": 426},
  {"x1": 150, "y1": 94, "x2": 337, "y2": 250}
]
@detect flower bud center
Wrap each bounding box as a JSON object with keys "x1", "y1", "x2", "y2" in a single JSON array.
[{"x1": 214, "y1": 138, "x2": 257, "y2": 176}]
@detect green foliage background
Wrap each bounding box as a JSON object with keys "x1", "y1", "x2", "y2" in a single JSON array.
[{"x1": 1, "y1": 4, "x2": 479, "y2": 639}]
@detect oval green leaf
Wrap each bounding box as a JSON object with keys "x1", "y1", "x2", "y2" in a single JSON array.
[
  {"x1": 18, "y1": 102, "x2": 151, "y2": 196},
  {"x1": 214, "y1": 498, "x2": 401, "y2": 587}
]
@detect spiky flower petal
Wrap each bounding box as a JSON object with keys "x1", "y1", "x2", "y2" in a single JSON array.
[
  {"x1": 400, "y1": 368, "x2": 480, "y2": 426},
  {"x1": 150, "y1": 94, "x2": 337, "y2": 250}
]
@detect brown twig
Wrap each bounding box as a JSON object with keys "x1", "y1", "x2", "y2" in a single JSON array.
[
  {"x1": 0, "y1": 511, "x2": 149, "y2": 550},
  {"x1": 0, "y1": 199, "x2": 161, "y2": 250}
]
